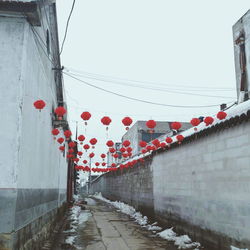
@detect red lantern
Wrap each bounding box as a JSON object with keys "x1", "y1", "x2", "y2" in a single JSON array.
[
  {"x1": 122, "y1": 153, "x2": 128, "y2": 158},
  {"x1": 89, "y1": 152, "x2": 95, "y2": 158},
  {"x1": 101, "y1": 116, "x2": 112, "y2": 130},
  {"x1": 74, "y1": 158, "x2": 79, "y2": 163},
  {"x1": 101, "y1": 153, "x2": 106, "y2": 159},
  {"x1": 109, "y1": 148, "x2": 116, "y2": 153},
  {"x1": 152, "y1": 139, "x2": 160, "y2": 148},
  {"x1": 33, "y1": 100, "x2": 46, "y2": 110},
  {"x1": 106, "y1": 140, "x2": 114, "y2": 147},
  {"x1": 120, "y1": 147, "x2": 126, "y2": 153},
  {"x1": 146, "y1": 145, "x2": 152, "y2": 151},
  {"x1": 52, "y1": 128, "x2": 60, "y2": 136},
  {"x1": 57, "y1": 137, "x2": 64, "y2": 144},
  {"x1": 126, "y1": 147, "x2": 132, "y2": 153},
  {"x1": 166, "y1": 137, "x2": 173, "y2": 144},
  {"x1": 141, "y1": 149, "x2": 147, "y2": 154},
  {"x1": 113, "y1": 153, "x2": 119, "y2": 158},
  {"x1": 102, "y1": 162, "x2": 106, "y2": 167},
  {"x1": 81, "y1": 112, "x2": 91, "y2": 125},
  {"x1": 83, "y1": 160, "x2": 88, "y2": 164},
  {"x1": 68, "y1": 148, "x2": 74, "y2": 153},
  {"x1": 122, "y1": 140, "x2": 130, "y2": 147},
  {"x1": 217, "y1": 111, "x2": 227, "y2": 120},
  {"x1": 171, "y1": 122, "x2": 182, "y2": 130},
  {"x1": 122, "y1": 117, "x2": 133, "y2": 130},
  {"x1": 83, "y1": 144, "x2": 90, "y2": 151},
  {"x1": 190, "y1": 118, "x2": 200, "y2": 127},
  {"x1": 68, "y1": 141, "x2": 76, "y2": 148},
  {"x1": 95, "y1": 162, "x2": 100, "y2": 167},
  {"x1": 64, "y1": 130, "x2": 72, "y2": 139},
  {"x1": 127, "y1": 152, "x2": 132, "y2": 157},
  {"x1": 89, "y1": 138, "x2": 97, "y2": 148},
  {"x1": 77, "y1": 151, "x2": 83, "y2": 157},
  {"x1": 67, "y1": 154, "x2": 74, "y2": 159},
  {"x1": 111, "y1": 163, "x2": 116, "y2": 168},
  {"x1": 55, "y1": 106, "x2": 66, "y2": 120},
  {"x1": 139, "y1": 141, "x2": 147, "y2": 148},
  {"x1": 160, "y1": 142, "x2": 167, "y2": 148},
  {"x1": 78, "y1": 135, "x2": 85, "y2": 144},
  {"x1": 204, "y1": 116, "x2": 214, "y2": 126},
  {"x1": 146, "y1": 120, "x2": 156, "y2": 129},
  {"x1": 59, "y1": 146, "x2": 65, "y2": 151},
  {"x1": 176, "y1": 134, "x2": 184, "y2": 143}
]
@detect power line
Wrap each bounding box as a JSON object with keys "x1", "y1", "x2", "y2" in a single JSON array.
[
  {"x1": 65, "y1": 66, "x2": 235, "y2": 91},
  {"x1": 60, "y1": 0, "x2": 76, "y2": 55},
  {"x1": 63, "y1": 72, "x2": 234, "y2": 109},
  {"x1": 65, "y1": 71, "x2": 234, "y2": 99}
]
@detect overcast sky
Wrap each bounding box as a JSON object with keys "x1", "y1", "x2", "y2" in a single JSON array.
[{"x1": 56, "y1": 0, "x2": 249, "y2": 164}]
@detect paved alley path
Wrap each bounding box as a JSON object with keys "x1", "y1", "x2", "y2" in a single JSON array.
[{"x1": 45, "y1": 197, "x2": 179, "y2": 250}]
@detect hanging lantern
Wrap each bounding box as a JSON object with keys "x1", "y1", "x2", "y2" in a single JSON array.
[
  {"x1": 68, "y1": 148, "x2": 74, "y2": 154},
  {"x1": 106, "y1": 140, "x2": 114, "y2": 147},
  {"x1": 101, "y1": 153, "x2": 106, "y2": 159},
  {"x1": 152, "y1": 139, "x2": 160, "y2": 148},
  {"x1": 33, "y1": 100, "x2": 46, "y2": 110},
  {"x1": 55, "y1": 106, "x2": 66, "y2": 120},
  {"x1": 57, "y1": 137, "x2": 64, "y2": 144},
  {"x1": 122, "y1": 117, "x2": 133, "y2": 130},
  {"x1": 171, "y1": 122, "x2": 182, "y2": 130},
  {"x1": 176, "y1": 134, "x2": 184, "y2": 143},
  {"x1": 74, "y1": 158, "x2": 79, "y2": 163},
  {"x1": 204, "y1": 116, "x2": 214, "y2": 126},
  {"x1": 64, "y1": 130, "x2": 72, "y2": 140},
  {"x1": 51, "y1": 128, "x2": 60, "y2": 140},
  {"x1": 120, "y1": 147, "x2": 126, "y2": 153},
  {"x1": 83, "y1": 160, "x2": 88, "y2": 164},
  {"x1": 89, "y1": 152, "x2": 95, "y2": 158},
  {"x1": 68, "y1": 141, "x2": 76, "y2": 148},
  {"x1": 78, "y1": 135, "x2": 85, "y2": 145},
  {"x1": 89, "y1": 138, "x2": 97, "y2": 148},
  {"x1": 102, "y1": 162, "x2": 106, "y2": 167},
  {"x1": 67, "y1": 154, "x2": 74, "y2": 159},
  {"x1": 139, "y1": 141, "x2": 147, "y2": 148},
  {"x1": 111, "y1": 163, "x2": 116, "y2": 168},
  {"x1": 190, "y1": 118, "x2": 200, "y2": 131},
  {"x1": 81, "y1": 111, "x2": 91, "y2": 125},
  {"x1": 160, "y1": 142, "x2": 167, "y2": 148},
  {"x1": 122, "y1": 153, "x2": 128, "y2": 158},
  {"x1": 113, "y1": 153, "x2": 119, "y2": 159},
  {"x1": 95, "y1": 162, "x2": 100, "y2": 167},
  {"x1": 126, "y1": 147, "x2": 133, "y2": 153},
  {"x1": 122, "y1": 140, "x2": 130, "y2": 147},
  {"x1": 83, "y1": 144, "x2": 90, "y2": 151},
  {"x1": 141, "y1": 149, "x2": 147, "y2": 154},
  {"x1": 77, "y1": 151, "x2": 83, "y2": 157},
  {"x1": 59, "y1": 146, "x2": 65, "y2": 151},
  {"x1": 146, "y1": 120, "x2": 156, "y2": 133},
  {"x1": 146, "y1": 145, "x2": 152, "y2": 151},
  {"x1": 151, "y1": 146, "x2": 156, "y2": 151},
  {"x1": 101, "y1": 116, "x2": 112, "y2": 130},
  {"x1": 217, "y1": 111, "x2": 227, "y2": 120},
  {"x1": 109, "y1": 147, "x2": 116, "y2": 153},
  {"x1": 127, "y1": 152, "x2": 132, "y2": 157},
  {"x1": 166, "y1": 137, "x2": 173, "y2": 144}
]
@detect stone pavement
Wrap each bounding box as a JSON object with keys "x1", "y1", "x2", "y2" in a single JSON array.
[
  {"x1": 74, "y1": 198, "x2": 178, "y2": 250},
  {"x1": 43, "y1": 197, "x2": 179, "y2": 250}
]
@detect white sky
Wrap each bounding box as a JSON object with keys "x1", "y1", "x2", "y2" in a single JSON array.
[{"x1": 56, "y1": 0, "x2": 250, "y2": 164}]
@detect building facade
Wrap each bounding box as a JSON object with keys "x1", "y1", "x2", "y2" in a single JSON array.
[{"x1": 0, "y1": 1, "x2": 72, "y2": 249}]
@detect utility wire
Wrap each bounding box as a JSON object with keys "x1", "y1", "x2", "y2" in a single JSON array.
[
  {"x1": 63, "y1": 72, "x2": 234, "y2": 108},
  {"x1": 60, "y1": 0, "x2": 76, "y2": 55},
  {"x1": 66, "y1": 71, "x2": 234, "y2": 99},
  {"x1": 65, "y1": 66, "x2": 235, "y2": 91}
]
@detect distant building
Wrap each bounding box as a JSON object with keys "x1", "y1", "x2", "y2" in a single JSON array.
[
  {"x1": 233, "y1": 10, "x2": 250, "y2": 103},
  {"x1": 122, "y1": 120, "x2": 192, "y2": 156}
]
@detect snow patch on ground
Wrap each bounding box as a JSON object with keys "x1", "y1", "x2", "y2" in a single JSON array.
[
  {"x1": 65, "y1": 235, "x2": 76, "y2": 245},
  {"x1": 93, "y1": 193, "x2": 200, "y2": 249},
  {"x1": 231, "y1": 246, "x2": 248, "y2": 250}
]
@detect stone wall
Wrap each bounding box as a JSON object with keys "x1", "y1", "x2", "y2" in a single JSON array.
[{"x1": 91, "y1": 113, "x2": 250, "y2": 250}]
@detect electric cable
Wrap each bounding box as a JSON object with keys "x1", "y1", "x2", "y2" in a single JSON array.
[
  {"x1": 63, "y1": 72, "x2": 235, "y2": 108},
  {"x1": 60, "y1": 0, "x2": 76, "y2": 55}
]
